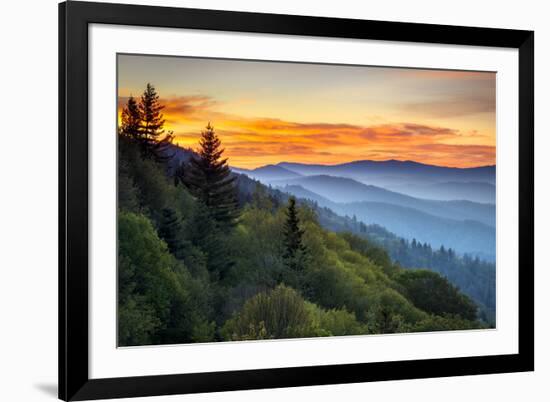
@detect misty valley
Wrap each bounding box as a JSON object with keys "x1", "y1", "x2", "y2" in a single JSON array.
[{"x1": 233, "y1": 160, "x2": 496, "y2": 261}]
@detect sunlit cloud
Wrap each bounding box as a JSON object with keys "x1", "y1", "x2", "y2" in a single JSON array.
[
  {"x1": 360, "y1": 123, "x2": 458, "y2": 141},
  {"x1": 118, "y1": 93, "x2": 495, "y2": 169},
  {"x1": 117, "y1": 56, "x2": 496, "y2": 170},
  {"x1": 162, "y1": 95, "x2": 219, "y2": 119}
]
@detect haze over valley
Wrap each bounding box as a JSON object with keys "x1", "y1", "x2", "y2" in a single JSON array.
[{"x1": 232, "y1": 159, "x2": 496, "y2": 260}]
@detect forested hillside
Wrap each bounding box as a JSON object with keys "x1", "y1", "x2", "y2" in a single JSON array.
[
  {"x1": 116, "y1": 84, "x2": 491, "y2": 346},
  {"x1": 308, "y1": 207, "x2": 496, "y2": 324},
  {"x1": 232, "y1": 175, "x2": 495, "y2": 324}
]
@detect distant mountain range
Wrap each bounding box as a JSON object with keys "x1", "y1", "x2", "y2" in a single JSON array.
[
  {"x1": 278, "y1": 183, "x2": 494, "y2": 258},
  {"x1": 231, "y1": 159, "x2": 496, "y2": 260},
  {"x1": 387, "y1": 181, "x2": 496, "y2": 204},
  {"x1": 271, "y1": 175, "x2": 495, "y2": 226},
  {"x1": 234, "y1": 159, "x2": 496, "y2": 203},
  {"x1": 164, "y1": 148, "x2": 495, "y2": 259},
  {"x1": 278, "y1": 159, "x2": 495, "y2": 184},
  {"x1": 231, "y1": 164, "x2": 302, "y2": 182}
]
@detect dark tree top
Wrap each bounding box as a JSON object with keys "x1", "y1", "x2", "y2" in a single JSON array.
[
  {"x1": 283, "y1": 197, "x2": 307, "y2": 271},
  {"x1": 184, "y1": 123, "x2": 239, "y2": 229}
]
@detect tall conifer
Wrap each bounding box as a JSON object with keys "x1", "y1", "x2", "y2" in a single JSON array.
[
  {"x1": 158, "y1": 208, "x2": 184, "y2": 259},
  {"x1": 184, "y1": 123, "x2": 238, "y2": 229},
  {"x1": 282, "y1": 197, "x2": 307, "y2": 272},
  {"x1": 138, "y1": 83, "x2": 173, "y2": 162},
  {"x1": 119, "y1": 95, "x2": 141, "y2": 140}
]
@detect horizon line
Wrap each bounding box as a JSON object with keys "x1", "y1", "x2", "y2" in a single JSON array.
[{"x1": 228, "y1": 157, "x2": 496, "y2": 171}]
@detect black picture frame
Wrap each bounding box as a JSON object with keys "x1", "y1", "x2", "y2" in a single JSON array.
[{"x1": 59, "y1": 1, "x2": 534, "y2": 400}]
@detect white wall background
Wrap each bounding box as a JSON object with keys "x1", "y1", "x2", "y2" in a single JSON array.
[{"x1": 0, "y1": 0, "x2": 546, "y2": 401}]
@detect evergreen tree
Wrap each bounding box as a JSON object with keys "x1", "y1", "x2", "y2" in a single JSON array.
[
  {"x1": 157, "y1": 208, "x2": 184, "y2": 259},
  {"x1": 183, "y1": 123, "x2": 238, "y2": 229},
  {"x1": 187, "y1": 202, "x2": 234, "y2": 280},
  {"x1": 251, "y1": 184, "x2": 273, "y2": 211},
  {"x1": 119, "y1": 95, "x2": 141, "y2": 140},
  {"x1": 118, "y1": 159, "x2": 139, "y2": 212},
  {"x1": 138, "y1": 83, "x2": 173, "y2": 162},
  {"x1": 173, "y1": 162, "x2": 186, "y2": 187},
  {"x1": 282, "y1": 197, "x2": 307, "y2": 272},
  {"x1": 396, "y1": 269, "x2": 478, "y2": 321}
]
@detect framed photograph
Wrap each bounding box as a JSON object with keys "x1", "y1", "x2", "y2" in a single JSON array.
[{"x1": 59, "y1": 1, "x2": 534, "y2": 400}]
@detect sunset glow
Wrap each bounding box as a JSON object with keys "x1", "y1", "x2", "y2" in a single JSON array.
[{"x1": 118, "y1": 54, "x2": 496, "y2": 169}]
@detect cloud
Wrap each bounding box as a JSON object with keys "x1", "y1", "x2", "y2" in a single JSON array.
[
  {"x1": 200, "y1": 120, "x2": 489, "y2": 168},
  {"x1": 170, "y1": 115, "x2": 493, "y2": 168},
  {"x1": 402, "y1": 97, "x2": 495, "y2": 118},
  {"x1": 360, "y1": 123, "x2": 458, "y2": 141},
  {"x1": 414, "y1": 143, "x2": 496, "y2": 162},
  {"x1": 118, "y1": 95, "x2": 220, "y2": 125},
  {"x1": 162, "y1": 95, "x2": 218, "y2": 115},
  {"x1": 227, "y1": 143, "x2": 314, "y2": 157},
  {"x1": 118, "y1": 94, "x2": 494, "y2": 169},
  {"x1": 383, "y1": 69, "x2": 497, "y2": 119},
  {"x1": 367, "y1": 142, "x2": 495, "y2": 167}
]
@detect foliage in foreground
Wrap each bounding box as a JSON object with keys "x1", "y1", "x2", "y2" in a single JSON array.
[{"x1": 222, "y1": 284, "x2": 365, "y2": 340}]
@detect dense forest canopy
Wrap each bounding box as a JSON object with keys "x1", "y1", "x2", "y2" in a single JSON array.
[{"x1": 117, "y1": 84, "x2": 494, "y2": 346}]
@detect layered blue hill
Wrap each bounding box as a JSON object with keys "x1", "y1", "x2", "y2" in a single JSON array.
[
  {"x1": 271, "y1": 175, "x2": 495, "y2": 227},
  {"x1": 277, "y1": 159, "x2": 495, "y2": 186},
  {"x1": 233, "y1": 159, "x2": 496, "y2": 260}
]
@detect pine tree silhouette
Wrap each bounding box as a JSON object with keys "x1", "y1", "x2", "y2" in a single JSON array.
[
  {"x1": 119, "y1": 95, "x2": 141, "y2": 140},
  {"x1": 184, "y1": 123, "x2": 238, "y2": 229},
  {"x1": 138, "y1": 83, "x2": 173, "y2": 162}
]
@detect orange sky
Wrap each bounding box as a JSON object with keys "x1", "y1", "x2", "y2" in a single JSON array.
[{"x1": 118, "y1": 55, "x2": 496, "y2": 169}]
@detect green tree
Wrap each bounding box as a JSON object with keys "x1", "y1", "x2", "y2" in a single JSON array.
[
  {"x1": 340, "y1": 232, "x2": 396, "y2": 277},
  {"x1": 138, "y1": 83, "x2": 173, "y2": 161},
  {"x1": 184, "y1": 123, "x2": 239, "y2": 229},
  {"x1": 157, "y1": 208, "x2": 184, "y2": 259},
  {"x1": 173, "y1": 161, "x2": 186, "y2": 187},
  {"x1": 118, "y1": 292, "x2": 161, "y2": 346},
  {"x1": 186, "y1": 202, "x2": 235, "y2": 279},
  {"x1": 118, "y1": 157, "x2": 140, "y2": 213},
  {"x1": 317, "y1": 308, "x2": 364, "y2": 336},
  {"x1": 411, "y1": 314, "x2": 483, "y2": 332},
  {"x1": 282, "y1": 197, "x2": 307, "y2": 273},
  {"x1": 251, "y1": 183, "x2": 274, "y2": 211},
  {"x1": 118, "y1": 211, "x2": 214, "y2": 346},
  {"x1": 396, "y1": 269, "x2": 478, "y2": 321},
  {"x1": 222, "y1": 285, "x2": 316, "y2": 340}
]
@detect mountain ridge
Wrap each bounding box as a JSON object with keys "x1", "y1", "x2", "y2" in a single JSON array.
[
  {"x1": 279, "y1": 183, "x2": 495, "y2": 259},
  {"x1": 167, "y1": 144, "x2": 495, "y2": 259},
  {"x1": 270, "y1": 175, "x2": 495, "y2": 227},
  {"x1": 277, "y1": 159, "x2": 495, "y2": 172},
  {"x1": 275, "y1": 159, "x2": 496, "y2": 187}
]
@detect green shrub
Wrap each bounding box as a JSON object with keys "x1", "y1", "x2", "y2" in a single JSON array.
[{"x1": 222, "y1": 285, "x2": 316, "y2": 340}]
